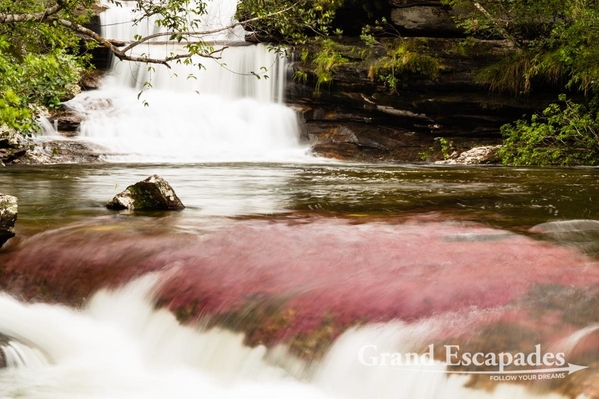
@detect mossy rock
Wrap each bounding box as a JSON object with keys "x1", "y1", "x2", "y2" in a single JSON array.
[{"x1": 106, "y1": 175, "x2": 185, "y2": 211}]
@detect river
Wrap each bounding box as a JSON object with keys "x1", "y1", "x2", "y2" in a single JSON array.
[
  {"x1": 4, "y1": 162, "x2": 599, "y2": 232},
  {"x1": 1, "y1": 0, "x2": 598, "y2": 396},
  {"x1": 1, "y1": 162, "x2": 599, "y2": 398}
]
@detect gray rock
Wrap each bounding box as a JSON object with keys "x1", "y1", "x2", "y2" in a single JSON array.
[
  {"x1": 0, "y1": 194, "x2": 17, "y2": 248},
  {"x1": 530, "y1": 220, "x2": 599, "y2": 234},
  {"x1": 23, "y1": 139, "x2": 104, "y2": 164},
  {"x1": 390, "y1": 6, "x2": 458, "y2": 33},
  {"x1": 436, "y1": 145, "x2": 502, "y2": 165},
  {"x1": 106, "y1": 175, "x2": 185, "y2": 211}
]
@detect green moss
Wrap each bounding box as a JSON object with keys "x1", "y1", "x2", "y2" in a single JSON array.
[
  {"x1": 370, "y1": 39, "x2": 442, "y2": 93},
  {"x1": 311, "y1": 39, "x2": 349, "y2": 94}
]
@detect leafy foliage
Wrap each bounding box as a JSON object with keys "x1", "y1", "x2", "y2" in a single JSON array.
[
  {"x1": 311, "y1": 39, "x2": 348, "y2": 93},
  {"x1": 499, "y1": 95, "x2": 599, "y2": 166},
  {"x1": 0, "y1": 0, "x2": 93, "y2": 135},
  {"x1": 360, "y1": 21, "x2": 441, "y2": 93},
  {"x1": 236, "y1": 0, "x2": 344, "y2": 44},
  {"x1": 441, "y1": 0, "x2": 599, "y2": 94},
  {"x1": 442, "y1": 1, "x2": 599, "y2": 165},
  {"x1": 474, "y1": 50, "x2": 564, "y2": 95}
]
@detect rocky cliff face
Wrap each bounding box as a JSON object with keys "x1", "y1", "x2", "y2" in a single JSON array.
[
  {"x1": 287, "y1": 0, "x2": 557, "y2": 162},
  {"x1": 13, "y1": 1, "x2": 555, "y2": 165}
]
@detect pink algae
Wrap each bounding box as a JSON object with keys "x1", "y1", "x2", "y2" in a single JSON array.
[{"x1": 1, "y1": 215, "x2": 599, "y2": 350}]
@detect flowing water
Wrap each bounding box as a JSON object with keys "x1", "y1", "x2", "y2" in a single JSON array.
[
  {"x1": 2, "y1": 163, "x2": 599, "y2": 399},
  {"x1": 66, "y1": 0, "x2": 303, "y2": 162},
  {"x1": 2, "y1": 1, "x2": 599, "y2": 398}
]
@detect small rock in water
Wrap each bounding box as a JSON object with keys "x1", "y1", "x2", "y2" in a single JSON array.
[
  {"x1": 530, "y1": 219, "x2": 599, "y2": 234},
  {"x1": 106, "y1": 175, "x2": 185, "y2": 211},
  {"x1": 0, "y1": 193, "x2": 17, "y2": 248}
]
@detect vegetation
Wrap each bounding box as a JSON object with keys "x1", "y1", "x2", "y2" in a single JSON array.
[
  {"x1": 310, "y1": 39, "x2": 348, "y2": 94},
  {"x1": 295, "y1": 20, "x2": 442, "y2": 96},
  {"x1": 441, "y1": 0, "x2": 599, "y2": 165},
  {"x1": 0, "y1": 0, "x2": 343, "y2": 136},
  {"x1": 236, "y1": 0, "x2": 344, "y2": 44},
  {"x1": 499, "y1": 95, "x2": 599, "y2": 166},
  {"x1": 419, "y1": 137, "x2": 454, "y2": 161},
  {"x1": 360, "y1": 21, "x2": 441, "y2": 93},
  {"x1": 0, "y1": 0, "x2": 92, "y2": 134},
  {"x1": 442, "y1": 0, "x2": 599, "y2": 94}
]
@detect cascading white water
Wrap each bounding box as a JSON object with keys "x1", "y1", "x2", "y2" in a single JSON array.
[
  {"x1": 0, "y1": 276, "x2": 327, "y2": 399},
  {"x1": 67, "y1": 0, "x2": 308, "y2": 162},
  {"x1": 0, "y1": 276, "x2": 568, "y2": 399},
  {"x1": 1, "y1": 341, "x2": 48, "y2": 368}
]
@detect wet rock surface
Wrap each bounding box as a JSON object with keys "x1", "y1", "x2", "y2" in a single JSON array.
[
  {"x1": 435, "y1": 145, "x2": 502, "y2": 165},
  {"x1": 0, "y1": 334, "x2": 5, "y2": 368},
  {"x1": 0, "y1": 128, "x2": 28, "y2": 165},
  {"x1": 0, "y1": 194, "x2": 17, "y2": 248},
  {"x1": 2, "y1": 215, "x2": 599, "y2": 366},
  {"x1": 14, "y1": 139, "x2": 104, "y2": 165},
  {"x1": 79, "y1": 69, "x2": 106, "y2": 91},
  {"x1": 48, "y1": 110, "x2": 84, "y2": 134},
  {"x1": 288, "y1": 1, "x2": 556, "y2": 163},
  {"x1": 390, "y1": 5, "x2": 458, "y2": 34},
  {"x1": 106, "y1": 175, "x2": 185, "y2": 211}
]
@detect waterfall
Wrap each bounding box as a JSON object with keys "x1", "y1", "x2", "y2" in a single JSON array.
[
  {"x1": 66, "y1": 0, "x2": 308, "y2": 162},
  {"x1": 1, "y1": 341, "x2": 49, "y2": 368}
]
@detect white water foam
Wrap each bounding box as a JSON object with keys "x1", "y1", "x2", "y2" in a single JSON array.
[
  {"x1": 68, "y1": 87, "x2": 306, "y2": 162},
  {"x1": 0, "y1": 277, "x2": 330, "y2": 399},
  {"x1": 0, "y1": 276, "x2": 567, "y2": 399},
  {"x1": 66, "y1": 0, "x2": 309, "y2": 163},
  {"x1": 1, "y1": 341, "x2": 48, "y2": 368},
  {"x1": 317, "y1": 322, "x2": 565, "y2": 399}
]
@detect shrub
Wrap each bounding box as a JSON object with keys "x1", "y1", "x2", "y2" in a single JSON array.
[{"x1": 499, "y1": 95, "x2": 599, "y2": 166}]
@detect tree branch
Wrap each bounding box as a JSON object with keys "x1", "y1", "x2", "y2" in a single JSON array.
[
  {"x1": 53, "y1": 17, "x2": 227, "y2": 68},
  {"x1": 120, "y1": 1, "x2": 299, "y2": 54},
  {"x1": 473, "y1": 1, "x2": 521, "y2": 49},
  {"x1": 0, "y1": 2, "x2": 63, "y2": 23},
  {"x1": 1, "y1": 0, "x2": 299, "y2": 68}
]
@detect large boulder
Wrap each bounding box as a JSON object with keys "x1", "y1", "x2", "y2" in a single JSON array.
[
  {"x1": 390, "y1": 5, "x2": 459, "y2": 34},
  {"x1": 0, "y1": 194, "x2": 17, "y2": 248},
  {"x1": 106, "y1": 175, "x2": 185, "y2": 211}
]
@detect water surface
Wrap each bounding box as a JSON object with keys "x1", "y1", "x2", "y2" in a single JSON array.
[{"x1": 2, "y1": 163, "x2": 598, "y2": 234}]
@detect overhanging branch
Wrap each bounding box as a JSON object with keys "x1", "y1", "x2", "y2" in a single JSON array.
[
  {"x1": 0, "y1": 0, "x2": 300, "y2": 68},
  {"x1": 0, "y1": 2, "x2": 63, "y2": 23},
  {"x1": 120, "y1": 1, "x2": 299, "y2": 54},
  {"x1": 473, "y1": 2, "x2": 521, "y2": 49}
]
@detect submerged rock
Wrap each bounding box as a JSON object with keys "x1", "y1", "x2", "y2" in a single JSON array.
[
  {"x1": 106, "y1": 175, "x2": 185, "y2": 211},
  {"x1": 530, "y1": 219, "x2": 599, "y2": 234},
  {"x1": 0, "y1": 194, "x2": 17, "y2": 248}
]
